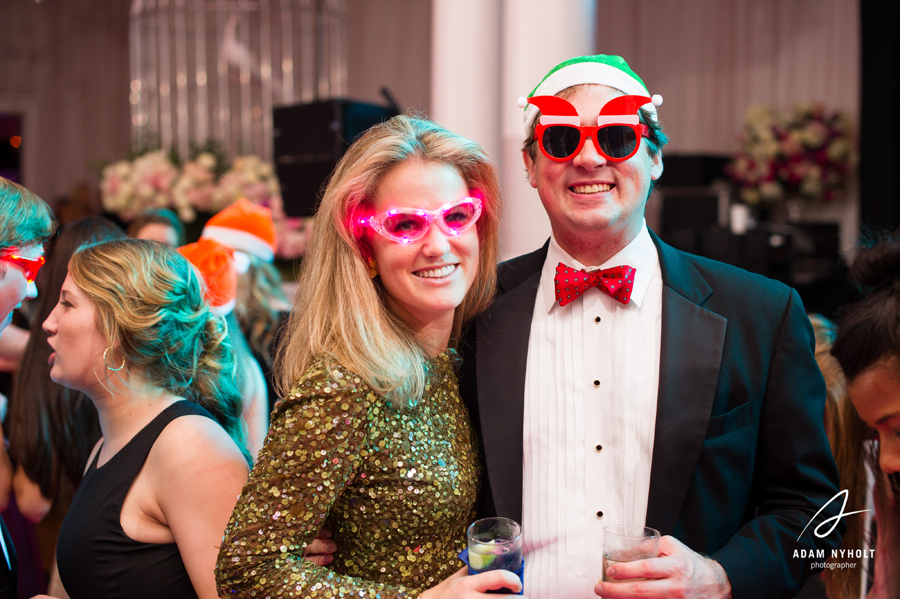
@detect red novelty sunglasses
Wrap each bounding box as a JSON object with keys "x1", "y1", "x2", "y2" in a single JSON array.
[
  {"x1": 0, "y1": 251, "x2": 45, "y2": 283},
  {"x1": 535, "y1": 122, "x2": 651, "y2": 163}
]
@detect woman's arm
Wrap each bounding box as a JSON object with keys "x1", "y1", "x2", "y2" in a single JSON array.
[
  {"x1": 12, "y1": 465, "x2": 52, "y2": 523},
  {"x1": 215, "y1": 364, "x2": 423, "y2": 598},
  {"x1": 0, "y1": 424, "x2": 11, "y2": 511},
  {"x1": 150, "y1": 416, "x2": 250, "y2": 599},
  {"x1": 239, "y1": 352, "x2": 269, "y2": 460}
]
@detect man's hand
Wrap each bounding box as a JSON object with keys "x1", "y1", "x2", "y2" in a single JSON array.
[
  {"x1": 594, "y1": 536, "x2": 732, "y2": 599},
  {"x1": 303, "y1": 527, "x2": 336, "y2": 566}
]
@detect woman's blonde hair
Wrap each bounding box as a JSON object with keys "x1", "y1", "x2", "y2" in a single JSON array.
[
  {"x1": 276, "y1": 115, "x2": 502, "y2": 404},
  {"x1": 69, "y1": 239, "x2": 251, "y2": 465},
  {"x1": 811, "y1": 314, "x2": 875, "y2": 599}
]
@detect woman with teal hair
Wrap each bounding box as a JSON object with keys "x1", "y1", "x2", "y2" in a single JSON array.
[{"x1": 41, "y1": 239, "x2": 251, "y2": 599}]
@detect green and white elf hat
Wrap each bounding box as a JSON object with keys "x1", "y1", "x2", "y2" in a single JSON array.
[{"x1": 517, "y1": 54, "x2": 663, "y2": 138}]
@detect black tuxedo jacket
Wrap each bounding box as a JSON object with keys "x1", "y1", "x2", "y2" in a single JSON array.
[{"x1": 460, "y1": 232, "x2": 843, "y2": 599}]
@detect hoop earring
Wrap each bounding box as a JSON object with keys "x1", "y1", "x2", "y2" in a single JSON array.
[
  {"x1": 367, "y1": 257, "x2": 378, "y2": 278},
  {"x1": 103, "y1": 347, "x2": 125, "y2": 372}
]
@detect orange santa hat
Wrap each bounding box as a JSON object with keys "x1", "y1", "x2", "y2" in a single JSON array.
[
  {"x1": 201, "y1": 198, "x2": 278, "y2": 272},
  {"x1": 178, "y1": 238, "x2": 238, "y2": 316}
]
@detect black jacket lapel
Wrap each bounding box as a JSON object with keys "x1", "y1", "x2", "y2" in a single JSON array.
[
  {"x1": 645, "y1": 233, "x2": 727, "y2": 534},
  {"x1": 474, "y1": 244, "x2": 547, "y2": 522}
]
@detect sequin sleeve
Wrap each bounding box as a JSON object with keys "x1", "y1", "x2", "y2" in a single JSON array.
[{"x1": 215, "y1": 361, "x2": 423, "y2": 598}]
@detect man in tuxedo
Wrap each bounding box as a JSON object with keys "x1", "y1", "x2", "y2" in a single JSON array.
[
  {"x1": 0, "y1": 177, "x2": 55, "y2": 597},
  {"x1": 461, "y1": 55, "x2": 843, "y2": 599}
]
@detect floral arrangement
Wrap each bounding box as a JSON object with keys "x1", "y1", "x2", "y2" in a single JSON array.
[
  {"x1": 210, "y1": 155, "x2": 312, "y2": 259},
  {"x1": 211, "y1": 156, "x2": 280, "y2": 209},
  {"x1": 101, "y1": 151, "x2": 311, "y2": 259},
  {"x1": 100, "y1": 151, "x2": 179, "y2": 222},
  {"x1": 726, "y1": 103, "x2": 857, "y2": 205},
  {"x1": 171, "y1": 152, "x2": 219, "y2": 222}
]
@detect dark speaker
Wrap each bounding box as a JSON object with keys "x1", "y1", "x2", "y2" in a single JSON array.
[
  {"x1": 659, "y1": 155, "x2": 730, "y2": 186},
  {"x1": 659, "y1": 187, "x2": 723, "y2": 235},
  {"x1": 273, "y1": 99, "x2": 396, "y2": 217}
]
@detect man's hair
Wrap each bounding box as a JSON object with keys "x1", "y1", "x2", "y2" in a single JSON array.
[
  {"x1": 276, "y1": 114, "x2": 502, "y2": 406},
  {"x1": 127, "y1": 207, "x2": 186, "y2": 247},
  {"x1": 0, "y1": 177, "x2": 55, "y2": 251},
  {"x1": 521, "y1": 84, "x2": 669, "y2": 163}
]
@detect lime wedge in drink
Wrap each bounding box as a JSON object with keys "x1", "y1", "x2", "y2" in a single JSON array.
[{"x1": 468, "y1": 548, "x2": 496, "y2": 572}]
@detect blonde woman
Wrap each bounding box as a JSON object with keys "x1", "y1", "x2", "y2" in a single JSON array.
[
  {"x1": 42, "y1": 239, "x2": 251, "y2": 599},
  {"x1": 216, "y1": 116, "x2": 520, "y2": 598}
]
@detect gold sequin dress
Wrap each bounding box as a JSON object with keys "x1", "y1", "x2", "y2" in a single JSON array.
[{"x1": 216, "y1": 351, "x2": 480, "y2": 598}]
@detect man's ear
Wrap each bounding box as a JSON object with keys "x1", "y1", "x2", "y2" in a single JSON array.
[
  {"x1": 522, "y1": 151, "x2": 539, "y2": 189},
  {"x1": 650, "y1": 151, "x2": 664, "y2": 181}
]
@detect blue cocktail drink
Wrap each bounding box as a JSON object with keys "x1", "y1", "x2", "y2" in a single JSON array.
[{"x1": 466, "y1": 517, "x2": 523, "y2": 595}]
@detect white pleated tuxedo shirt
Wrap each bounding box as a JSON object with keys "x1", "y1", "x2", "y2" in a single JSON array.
[{"x1": 522, "y1": 223, "x2": 663, "y2": 599}]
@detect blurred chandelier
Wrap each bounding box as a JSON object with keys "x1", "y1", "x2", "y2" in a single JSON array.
[{"x1": 129, "y1": 0, "x2": 347, "y2": 161}]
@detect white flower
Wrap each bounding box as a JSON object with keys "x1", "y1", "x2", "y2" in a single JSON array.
[
  {"x1": 213, "y1": 155, "x2": 281, "y2": 211},
  {"x1": 827, "y1": 139, "x2": 852, "y2": 162},
  {"x1": 740, "y1": 188, "x2": 761, "y2": 204},
  {"x1": 759, "y1": 181, "x2": 784, "y2": 201},
  {"x1": 800, "y1": 174, "x2": 823, "y2": 197},
  {"x1": 196, "y1": 152, "x2": 217, "y2": 170}
]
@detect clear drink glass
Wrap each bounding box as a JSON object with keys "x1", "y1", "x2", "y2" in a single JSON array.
[
  {"x1": 466, "y1": 517, "x2": 523, "y2": 594},
  {"x1": 601, "y1": 525, "x2": 660, "y2": 583}
]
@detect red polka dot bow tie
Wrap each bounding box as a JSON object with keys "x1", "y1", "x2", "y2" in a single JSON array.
[{"x1": 554, "y1": 262, "x2": 636, "y2": 307}]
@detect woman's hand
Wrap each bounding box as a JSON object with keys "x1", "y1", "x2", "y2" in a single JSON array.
[
  {"x1": 421, "y1": 566, "x2": 524, "y2": 599},
  {"x1": 302, "y1": 527, "x2": 336, "y2": 566}
]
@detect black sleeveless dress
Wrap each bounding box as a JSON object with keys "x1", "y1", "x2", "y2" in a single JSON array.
[{"x1": 57, "y1": 401, "x2": 215, "y2": 599}]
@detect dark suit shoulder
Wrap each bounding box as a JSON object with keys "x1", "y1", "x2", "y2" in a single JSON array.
[
  {"x1": 685, "y1": 251, "x2": 792, "y2": 306},
  {"x1": 652, "y1": 229, "x2": 794, "y2": 316},
  {"x1": 497, "y1": 242, "x2": 549, "y2": 293}
]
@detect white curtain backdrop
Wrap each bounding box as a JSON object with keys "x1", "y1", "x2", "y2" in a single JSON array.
[{"x1": 595, "y1": 0, "x2": 859, "y2": 154}]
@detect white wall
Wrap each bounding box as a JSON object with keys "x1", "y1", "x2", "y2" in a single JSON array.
[
  {"x1": 346, "y1": 0, "x2": 432, "y2": 113},
  {"x1": 430, "y1": 0, "x2": 599, "y2": 261},
  {"x1": 0, "y1": 0, "x2": 132, "y2": 208}
]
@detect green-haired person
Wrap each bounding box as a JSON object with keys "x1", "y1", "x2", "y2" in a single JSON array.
[{"x1": 0, "y1": 176, "x2": 54, "y2": 597}]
